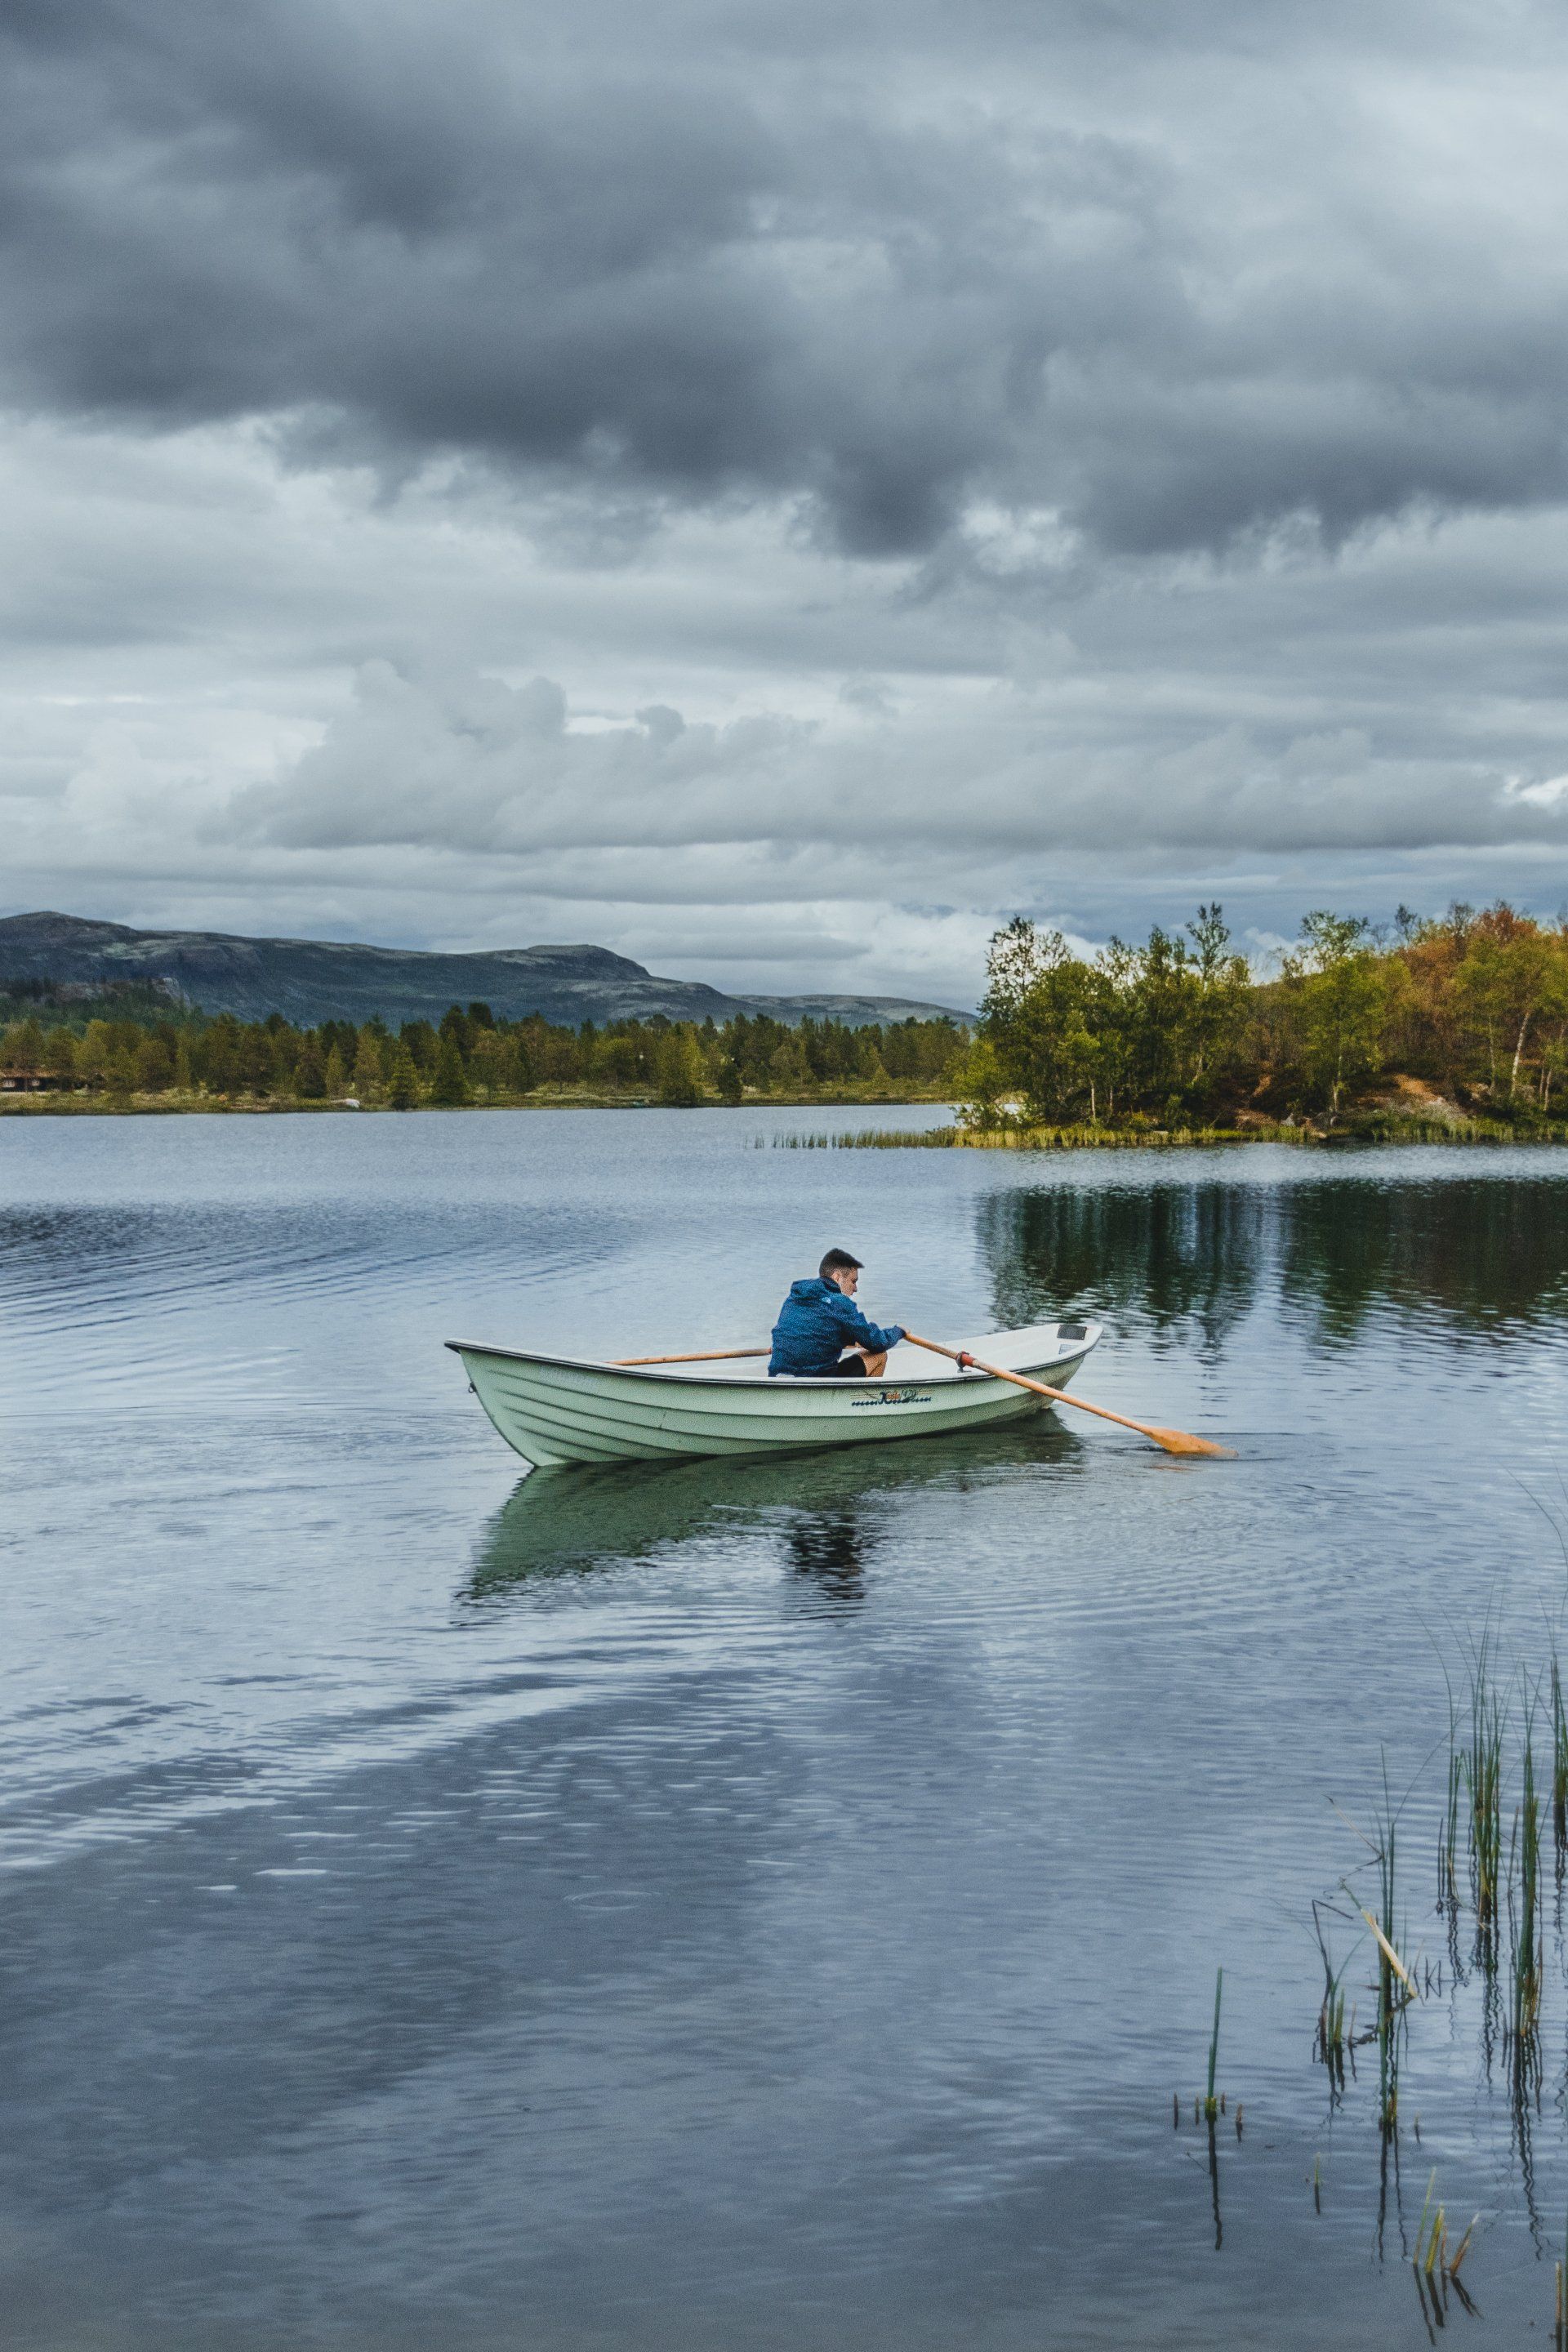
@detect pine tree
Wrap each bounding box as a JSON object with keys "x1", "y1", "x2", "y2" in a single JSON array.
[
  {"x1": 293, "y1": 1040, "x2": 327, "y2": 1099},
  {"x1": 323, "y1": 1045, "x2": 348, "y2": 1099},
  {"x1": 399, "y1": 1019, "x2": 438, "y2": 1071},
  {"x1": 768, "y1": 1037, "x2": 808, "y2": 1094},
  {"x1": 467, "y1": 1029, "x2": 509, "y2": 1096},
  {"x1": 428, "y1": 1034, "x2": 471, "y2": 1107},
  {"x1": 385, "y1": 1041, "x2": 421, "y2": 1109},
  {"x1": 175, "y1": 1036, "x2": 195, "y2": 1094},
  {"x1": 352, "y1": 1031, "x2": 384, "y2": 1101}
]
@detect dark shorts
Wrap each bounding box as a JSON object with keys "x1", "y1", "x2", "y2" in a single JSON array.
[{"x1": 769, "y1": 1354, "x2": 877, "y2": 1379}]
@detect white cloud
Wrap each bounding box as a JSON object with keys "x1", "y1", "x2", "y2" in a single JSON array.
[
  {"x1": 1508, "y1": 773, "x2": 1568, "y2": 810},
  {"x1": 231, "y1": 652, "x2": 1566, "y2": 875}
]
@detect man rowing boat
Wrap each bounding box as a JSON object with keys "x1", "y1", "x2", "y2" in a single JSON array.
[{"x1": 768, "y1": 1250, "x2": 906, "y2": 1379}]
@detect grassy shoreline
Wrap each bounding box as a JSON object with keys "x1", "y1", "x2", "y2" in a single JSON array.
[
  {"x1": 793, "y1": 1112, "x2": 1568, "y2": 1150},
  {"x1": 8, "y1": 1091, "x2": 1568, "y2": 1149},
  {"x1": 0, "y1": 1088, "x2": 955, "y2": 1118}
]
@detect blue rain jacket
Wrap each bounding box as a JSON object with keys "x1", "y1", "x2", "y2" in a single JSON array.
[{"x1": 768, "y1": 1276, "x2": 905, "y2": 1377}]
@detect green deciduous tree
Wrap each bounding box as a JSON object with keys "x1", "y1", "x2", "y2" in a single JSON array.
[
  {"x1": 135, "y1": 1036, "x2": 173, "y2": 1092},
  {"x1": 1451, "y1": 907, "x2": 1566, "y2": 1100},
  {"x1": 656, "y1": 1027, "x2": 706, "y2": 1106},
  {"x1": 1284, "y1": 912, "x2": 1391, "y2": 1120},
  {"x1": 4, "y1": 1017, "x2": 45, "y2": 1072},
  {"x1": 1184, "y1": 903, "x2": 1253, "y2": 1093},
  {"x1": 953, "y1": 1036, "x2": 1009, "y2": 1129},
  {"x1": 75, "y1": 1021, "x2": 114, "y2": 1088},
  {"x1": 980, "y1": 919, "x2": 1108, "y2": 1123}
]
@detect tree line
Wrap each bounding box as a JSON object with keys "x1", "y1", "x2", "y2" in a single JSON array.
[
  {"x1": 967, "y1": 902, "x2": 1568, "y2": 1131},
  {"x1": 12, "y1": 899, "x2": 1564, "y2": 1125},
  {"x1": 0, "y1": 987, "x2": 966, "y2": 1107}
]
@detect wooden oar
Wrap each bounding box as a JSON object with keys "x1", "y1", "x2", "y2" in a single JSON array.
[
  {"x1": 614, "y1": 1347, "x2": 768, "y2": 1365},
  {"x1": 902, "y1": 1332, "x2": 1235, "y2": 1459}
]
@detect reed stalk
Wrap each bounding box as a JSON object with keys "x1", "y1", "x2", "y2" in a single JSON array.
[
  {"x1": 1509, "y1": 1718, "x2": 1544, "y2": 2074},
  {"x1": 1317, "y1": 1976, "x2": 1348, "y2": 2086},
  {"x1": 1439, "y1": 1674, "x2": 1463, "y2": 1904},
  {"x1": 1311, "y1": 1900, "x2": 1349, "y2": 2088},
  {"x1": 1370, "y1": 1785, "x2": 1407, "y2": 2135},
  {"x1": 1552, "y1": 1655, "x2": 1568, "y2": 1858},
  {"x1": 1412, "y1": 2168, "x2": 1479, "y2": 2323},
  {"x1": 1203, "y1": 1967, "x2": 1223, "y2": 2122},
  {"x1": 1463, "y1": 1641, "x2": 1506, "y2": 1958}
]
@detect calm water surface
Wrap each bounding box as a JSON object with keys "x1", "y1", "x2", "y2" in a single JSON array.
[{"x1": 5, "y1": 1110, "x2": 1568, "y2": 2349}]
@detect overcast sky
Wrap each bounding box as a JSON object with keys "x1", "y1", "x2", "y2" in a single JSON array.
[{"x1": 4, "y1": 0, "x2": 1568, "y2": 1007}]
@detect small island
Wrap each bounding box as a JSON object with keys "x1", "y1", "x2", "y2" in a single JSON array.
[{"x1": 866, "y1": 898, "x2": 1568, "y2": 1151}]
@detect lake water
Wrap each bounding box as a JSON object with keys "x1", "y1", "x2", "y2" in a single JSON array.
[{"x1": 6, "y1": 1109, "x2": 1568, "y2": 2350}]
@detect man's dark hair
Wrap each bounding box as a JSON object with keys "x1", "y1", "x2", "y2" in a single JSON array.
[{"x1": 820, "y1": 1249, "x2": 863, "y2": 1277}]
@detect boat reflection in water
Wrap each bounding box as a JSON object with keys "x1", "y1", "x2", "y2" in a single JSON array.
[{"x1": 465, "y1": 1417, "x2": 1082, "y2": 1604}]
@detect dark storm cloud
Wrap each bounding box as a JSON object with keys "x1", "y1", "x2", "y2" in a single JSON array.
[{"x1": 7, "y1": 0, "x2": 1568, "y2": 556}]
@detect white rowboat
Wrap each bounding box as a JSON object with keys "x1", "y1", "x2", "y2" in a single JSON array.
[{"x1": 447, "y1": 1321, "x2": 1102, "y2": 1467}]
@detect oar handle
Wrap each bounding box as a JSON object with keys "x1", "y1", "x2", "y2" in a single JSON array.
[{"x1": 901, "y1": 1333, "x2": 1232, "y2": 1459}]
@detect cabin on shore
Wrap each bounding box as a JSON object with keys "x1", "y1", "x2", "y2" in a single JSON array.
[{"x1": 0, "y1": 1068, "x2": 73, "y2": 1093}]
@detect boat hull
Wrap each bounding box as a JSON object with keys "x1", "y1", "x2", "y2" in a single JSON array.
[{"x1": 447, "y1": 1325, "x2": 1102, "y2": 1467}]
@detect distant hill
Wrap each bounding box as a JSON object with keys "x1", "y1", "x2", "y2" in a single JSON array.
[{"x1": 0, "y1": 914, "x2": 970, "y2": 1031}]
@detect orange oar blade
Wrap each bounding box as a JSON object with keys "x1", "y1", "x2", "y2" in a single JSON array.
[{"x1": 1143, "y1": 1427, "x2": 1236, "y2": 1460}]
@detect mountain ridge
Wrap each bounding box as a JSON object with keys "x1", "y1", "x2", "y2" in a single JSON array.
[{"x1": 0, "y1": 913, "x2": 971, "y2": 1030}]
